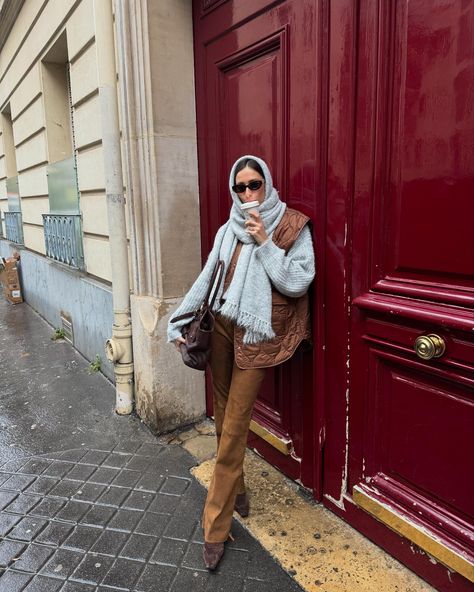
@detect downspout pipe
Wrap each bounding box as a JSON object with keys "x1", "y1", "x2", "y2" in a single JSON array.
[{"x1": 93, "y1": 0, "x2": 134, "y2": 414}]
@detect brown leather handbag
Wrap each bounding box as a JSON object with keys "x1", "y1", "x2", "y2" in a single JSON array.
[{"x1": 170, "y1": 260, "x2": 225, "y2": 370}]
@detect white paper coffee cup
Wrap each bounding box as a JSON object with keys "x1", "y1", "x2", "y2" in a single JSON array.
[{"x1": 240, "y1": 200, "x2": 260, "y2": 219}]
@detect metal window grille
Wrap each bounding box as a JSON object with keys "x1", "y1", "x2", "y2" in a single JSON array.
[
  {"x1": 4, "y1": 211, "x2": 24, "y2": 244},
  {"x1": 42, "y1": 213, "x2": 84, "y2": 270}
]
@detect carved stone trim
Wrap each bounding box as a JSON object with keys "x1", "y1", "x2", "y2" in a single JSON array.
[{"x1": 114, "y1": 0, "x2": 162, "y2": 297}]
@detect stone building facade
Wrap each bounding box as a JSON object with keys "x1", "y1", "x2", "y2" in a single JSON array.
[{"x1": 0, "y1": 0, "x2": 205, "y2": 430}]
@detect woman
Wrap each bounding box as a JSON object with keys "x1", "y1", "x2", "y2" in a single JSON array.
[{"x1": 167, "y1": 155, "x2": 315, "y2": 570}]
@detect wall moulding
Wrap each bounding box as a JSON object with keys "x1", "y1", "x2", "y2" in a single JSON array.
[
  {"x1": 0, "y1": 0, "x2": 26, "y2": 53},
  {"x1": 114, "y1": 0, "x2": 162, "y2": 298}
]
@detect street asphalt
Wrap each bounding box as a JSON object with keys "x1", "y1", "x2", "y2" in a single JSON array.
[{"x1": 0, "y1": 293, "x2": 303, "y2": 591}]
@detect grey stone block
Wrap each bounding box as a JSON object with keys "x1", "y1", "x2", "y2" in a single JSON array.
[
  {"x1": 206, "y1": 574, "x2": 245, "y2": 592},
  {"x1": 134, "y1": 473, "x2": 165, "y2": 492},
  {"x1": 121, "y1": 490, "x2": 154, "y2": 511},
  {"x1": 169, "y1": 567, "x2": 209, "y2": 592},
  {"x1": 8, "y1": 516, "x2": 48, "y2": 542},
  {"x1": 95, "y1": 485, "x2": 130, "y2": 507},
  {"x1": 149, "y1": 536, "x2": 187, "y2": 566},
  {"x1": 0, "y1": 570, "x2": 32, "y2": 591},
  {"x1": 102, "y1": 453, "x2": 131, "y2": 469},
  {"x1": 22, "y1": 575, "x2": 63, "y2": 591},
  {"x1": 0, "y1": 474, "x2": 10, "y2": 487},
  {"x1": 40, "y1": 548, "x2": 85, "y2": 579},
  {"x1": 42, "y1": 462, "x2": 75, "y2": 479},
  {"x1": 80, "y1": 451, "x2": 109, "y2": 466},
  {"x1": 57, "y1": 450, "x2": 89, "y2": 463},
  {"x1": 81, "y1": 504, "x2": 115, "y2": 527},
  {"x1": 29, "y1": 497, "x2": 66, "y2": 519},
  {"x1": 119, "y1": 533, "x2": 158, "y2": 563},
  {"x1": 88, "y1": 467, "x2": 120, "y2": 485},
  {"x1": 135, "y1": 512, "x2": 170, "y2": 538},
  {"x1": 0, "y1": 490, "x2": 19, "y2": 511},
  {"x1": 65, "y1": 465, "x2": 97, "y2": 482},
  {"x1": 163, "y1": 513, "x2": 197, "y2": 541},
  {"x1": 8, "y1": 543, "x2": 54, "y2": 573},
  {"x1": 4, "y1": 493, "x2": 42, "y2": 514},
  {"x1": 71, "y1": 482, "x2": 106, "y2": 503},
  {"x1": 24, "y1": 477, "x2": 59, "y2": 496},
  {"x1": 89, "y1": 529, "x2": 128, "y2": 555},
  {"x1": 62, "y1": 525, "x2": 103, "y2": 553},
  {"x1": 55, "y1": 500, "x2": 91, "y2": 523},
  {"x1": 148, "y1": 493, "x2": 180, "y2": 515},
  {"x1": 110, "y1": 469, "x2": 142, "y2": 488},
  {"x1": 0, "y1": 539, "x2": 26, "y2": 567},
  {"x1": 0, "y1": 512, "x2": 21, "y2": 536},
  {"x1": 48, "y1": 480, "x2": 84, "y2": 499},
  {"x1": 35, "y1": 521, "x2": 74, "y2": 547},
  {"x1": 135, "y1": 563, "x2": 177, "y2": 592},
  {"x1": 1, "y1": 474, "x2": 36, "y2": 492},
  {"x1": 101, "y1": 557, "x2": 144, "y2": 589},
  {"x1": 69, "y1": 553, "x2": 115, "y2": 585},
  {"x1": 59, "y1": 581, "x2": 96, "y2": 592},
  {"x1": 18, "y1": 459, "x2": 52, "y2": 475},
  {"x1": 160, "y1": 476, "x2": 191, "y2": 496},
  {"x1": 106, "y1": 508, "x2": 142, "y2": 532},
  {"x1": 181, "y1": 542, "x2": 208, "y2": 571}
]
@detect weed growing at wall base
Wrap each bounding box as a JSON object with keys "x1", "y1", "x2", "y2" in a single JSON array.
[
  {"x1": 51, "y1": 327, "x2": 66, "y2": 340},
  {"x1": 88, "y1": 354, "x2": 101, "y2": 374}
]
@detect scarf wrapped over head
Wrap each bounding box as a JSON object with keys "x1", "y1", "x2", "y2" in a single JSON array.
[{"x1": 167, "y1": 155, "x2": 287, "y2": 344}]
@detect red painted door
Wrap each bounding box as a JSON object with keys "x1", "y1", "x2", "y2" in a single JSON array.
[
  {"x1": 325, "y1": 1, "x2": 474, "y2": 590},
  {"x1": 193, "y1": 0, "x2": 325, "y2": 491}
]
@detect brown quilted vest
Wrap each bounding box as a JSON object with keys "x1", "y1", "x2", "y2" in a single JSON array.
[{"x1": 221, "y1": 208, "x2": 312, "y2": 369}]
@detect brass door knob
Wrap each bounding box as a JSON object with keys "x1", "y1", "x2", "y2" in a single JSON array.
[{"x1": 414, "y1": 334, "x2": 446, "y2": 360}]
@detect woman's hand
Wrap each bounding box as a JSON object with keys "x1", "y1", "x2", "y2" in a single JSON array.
[
  {"x1": 245, "y1": 211, "x2": 268, "y2": 245},
  {"x1": 174, "y1": 336, "x2": 186, "y2": 351}
]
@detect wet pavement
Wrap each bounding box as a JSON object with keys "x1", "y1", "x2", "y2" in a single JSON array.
[{"x1": 0, "y1": 294, "x2": 303, "y2": 591}]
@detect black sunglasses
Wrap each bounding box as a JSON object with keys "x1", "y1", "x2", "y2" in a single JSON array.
[{"x1": 232, "y1": 180, "x2": 264, "y2": 193}]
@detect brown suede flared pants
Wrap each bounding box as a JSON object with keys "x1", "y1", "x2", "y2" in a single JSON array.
[{"x1": 202, "y1": 314, "x2": 266, "y2": 543}]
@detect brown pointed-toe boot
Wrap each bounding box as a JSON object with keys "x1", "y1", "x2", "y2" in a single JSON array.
[
  {"x1": 203, "y1": 542, "x2": 225, "y2": 570},
  {"x1": 234, "y1": 492, "x2": 250, "y2": 517}
]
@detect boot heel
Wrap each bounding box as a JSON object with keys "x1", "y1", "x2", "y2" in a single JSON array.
[{"x1": 234, "y1": 492, "x2": 250, "y2": 517}]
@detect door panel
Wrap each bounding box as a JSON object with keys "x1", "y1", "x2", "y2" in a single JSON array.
[
  {"x1": 365, "y1": 352, "x2": 473, "y2": 527},
  {"x1": 193, "y1": 0, "x2": 324, "y2": 489},
  {"x1": 219, "y1": 34, "x2": 286, "y2": 181},
  {"x1": 370, "y1": 0, "x2": 474, "y2": 300}
]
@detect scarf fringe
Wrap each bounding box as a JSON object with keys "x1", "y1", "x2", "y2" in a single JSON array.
[{"x1": 219, "y1": 302, "x2": 276, "y2": 344}]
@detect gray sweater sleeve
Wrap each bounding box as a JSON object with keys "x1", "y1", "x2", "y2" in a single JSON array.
[{"x1": 255, "y1": 224, "x2": 315, "y2": 297}]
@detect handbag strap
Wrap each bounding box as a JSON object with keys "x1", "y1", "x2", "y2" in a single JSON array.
[
  {"x1": 207, "y1": 260, "x2": 225, "y2": 310},
  {"x1": 170, "y1": 260, "x2": 225, "y2": 323}
]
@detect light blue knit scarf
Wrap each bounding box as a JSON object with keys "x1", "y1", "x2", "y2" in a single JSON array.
[{"x1": 168, "y1": 155, "x2": 286, "y2": 344}]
